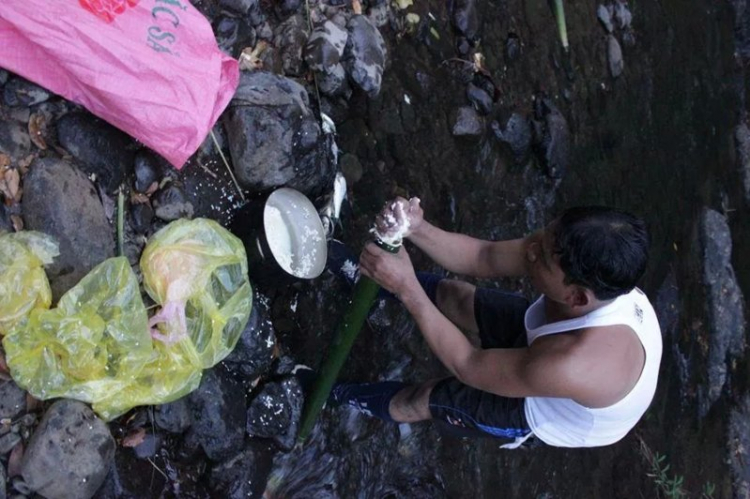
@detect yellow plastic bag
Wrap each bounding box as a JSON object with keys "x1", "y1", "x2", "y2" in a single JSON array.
[
  {"x1": 0, "y1": 231, "x2": 59, "y2": 335},
  {"x1": 141, "y1": 218, "x2": 253, "y2": 369},
  {"x1": 3, "y1": 257, "x2": 152, "y2": 404}
]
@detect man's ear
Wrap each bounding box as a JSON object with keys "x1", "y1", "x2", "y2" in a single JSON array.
[{"x1": 569, "y1": 287, "x2": 591, "y2": 308}]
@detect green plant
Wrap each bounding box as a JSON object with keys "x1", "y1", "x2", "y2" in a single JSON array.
[{"x1": 637, "y1": 435, "x2": 717, "y2": 499}]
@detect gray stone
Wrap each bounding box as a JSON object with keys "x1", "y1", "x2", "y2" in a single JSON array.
[
  {"x1": 275, "y1": 0, "x2": 301, "y2": 19},
  {"x1": 466, "y1": 83, "x2": 493, "y2": 116},
  {"x1": 133, "y1": 150, "x2": 163, "y2": 193},
  {"x1": 728, "y1": 394, "x2": 750, "y2": 497},
  {"x1": 317, "y1": 64, "x2": 350, "y2": 97},
  {"x1": 21, "y1": 400, "x2": 114, "y2": 499},
  {"x1": 532, "y1": 98, "x2": 570, "y2": 179},
  {"x1": 57, "y1": 113, "x2": 135, "y2": 193},
  {"x1": 153, "y1": 184, "x2": 194, "y2": 221},
  {"x1": 3, "y1": 78, "x2": 49, "y2": 107},
  {"x1": 0, "y1": 433, "x2": 21, "y2": 455},
  {"x1": 597, "y1": 4, "x2": 614, "y2": 33},
  {"x1": 0, "y1": 381, "x2": 25, "y2": 420},
  {"x1": 223, "y1": 295, "x2": 276, "y2": 379},
  {"x1": 492, "y1": 112, "x2": 532, "y2": 166},
  {"x1": 0, "y1": 121, "x2": 31, "y2": 161},
  {"x1": 130, "y1": 202, "x2": 154, "y2": 234},
  {"x1": 219, "y1": 0, "x2": 257, "y2": 15},
  {"x1": 304, "y1": 21, "x2": 348, "y2": 73},
  {"x1": 734, "y1": 122, "x2": 750, "y2": 204},
  {"x1": 274, "y1": 15, "x2": 309, "y2": 76},
  {"x1": 188, "y1": 366, "x2": 246, "y2": 461},
  {"x1": 22, "y1": 158, "x2": 114, "y2": 300},
  {"x1": 607, "y1": 35, "x2": 624, "y2": 78},
  {"x1": 245, "y1": 376, "x2": 303, "y2": 450},
  {"x1": 451, "y1": 0, "x2": 479, "y2": 41},
  {"x1": 367, "y1": 2, "x2": 389, "y2": 28},
  {"x1": 452, "y1": 106, "x2": 483, "y2": 136},
  {"x1": 614, "y1": 0, "x2": 633, "y2": 29},
  {"x1": 224, "y1": 71, "x2": 335, "y2": 196},
  {"x1": 698, "y1": 208, "x2": 746, "y2": 417},
  {"x1": 209, "y1": 441, "x2": 273, "y2": 499},
  {"x1": 155, "y1": 398, "x2": 192, "y2": 434},
  {"x1": 343, "y1": 15, "x2": 387, "y2": 98}
]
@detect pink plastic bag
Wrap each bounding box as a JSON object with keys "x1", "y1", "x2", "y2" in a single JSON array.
[{"x1": 0, "y1": 0, "x2": 239, "y2": 169}]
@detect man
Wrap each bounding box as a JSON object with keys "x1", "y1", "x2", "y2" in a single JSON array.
[{"x1": 331, "y1": 198, "x2": 662, "y2": 448}]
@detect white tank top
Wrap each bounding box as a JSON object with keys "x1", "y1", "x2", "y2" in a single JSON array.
[{"x1": 521, "y1": 287, "x2": 662, "y2": 448}]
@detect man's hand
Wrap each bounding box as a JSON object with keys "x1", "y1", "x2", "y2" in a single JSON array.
[
  {"x1": 373, "y1": 197, "x2": 424, "y2": 243},
  {"x1": 359, "y1": 242, "x2": 419, "y2": 298}
]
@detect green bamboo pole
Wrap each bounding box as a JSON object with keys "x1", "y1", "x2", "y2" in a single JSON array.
[
  {"x1": 297, "y1": 240, "x2": 400, "y2": 443},
  {"x1": 553, "y1": 0, "x2": 569, "y2": 51}
]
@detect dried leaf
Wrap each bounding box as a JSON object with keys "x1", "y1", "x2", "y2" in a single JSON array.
[
  {"x1": 4, "y1": 168, "x2": 21, "y2": 202},
  {"x1": 17, "y1": 154, "x2": 35, "y2": 176},
  {"x1": 28, "y1": 113, "x2": 48, "y2": 150},
  {"x1": 122, "y1": 427, "x2": 146, "y2": 448},
  {"x1": 8, "y1": 441, "x2": 24, "y2": 477},
  {"x1": 130, "y1": 192, "x2": 150, "y2": 205},
  {"x1": 239, "y1": 41, "x2": 268, "y2": 71},
  {"x1": 10, "y1": 215, "x2": 23, "y2": 232},
  {"x1": 0, "y1": 153, "x2": 10, "y2": 169},
  {"x1": 145, "y1": 181, "x2": 159, "y2": 196}
]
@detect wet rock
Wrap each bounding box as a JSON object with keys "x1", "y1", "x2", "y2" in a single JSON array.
[
  {"x1": 209, "y1": 441, "x2": 274, "y2": 499},
  {"x1": 597, "y1": 4, "x2": 614, "y2": 33},
  {"x1": 153, "y1": 184, "x2": 194, "y2": 221},
  {"x1": 368, "y1": 3, "x2": 390, "y2": 28},
  {"x1": 304, "y1": 20, "x2": 349, "y2": 73},
  {"x1": 188, "y1": 366, "x2": 247, "y2": 461},
  {"x1": 22, "y1": 158, "x2": 114, "y2": 299},
  {"x1": 0, "y1": 121, "x2": 31, "y2": 161},
  {"x1": 223, "y1": 295, "x2": 276, "y2": 379},
  {"x1": 246, "y1": 376, "x2": 303, "y2": 450},
  {"x1": 614, "y1": 0, "x2": 633, "y2": 29},
  {"x1": 532, "y1": 98, "x2": 570, "y2": 179},
  {"x1": 274, "y1": 15, "x2": 309, "y2": 76},
  {"x1": 318, "y1": 64, "x2": 351, "y2": 97},
  {"x1": 130, "y1": 202, "x2": 154, "y2": 234},
  {"x1": 155, "y1": 398, "x2": 192, "y2": 434},
  {"x1": 21, "y1": 400, "x2": 114, "y2": 499},
  {"x1": 734, "y1": 122, "x2": 750, "y2": 204},
  {"x1": 492, "y1": 112, "x2": 532, "y2": 166},
  {"x1": 452, "y1": 106, "x2": 483, "y2": 136},
  {"x1": 343, "y1": 15, "x2": 387, "y2": 98},
  {"x1": 607, "y1": 35, "x2": 624, "y2": 78},
  {"x1": 3, "y1": 78, "x2": 49, "y2": 107},
  {"x1": 466, "y1": 83, "x2": 493, "y2": 115},
  {"x1": 0, "y1": 381, "x2": 26, "y2": 420},
  {"x1": 505, "y1": 33, "x2": 521, "y2": 62},
  {"x1": 0, "y1": 433, "x2": 21, "y2": 455},
  {"x1": 450, "y1": 0, "x2": 479, "y2": 42},
  {"x1": 697, "y1": 208, "x2": 746, "y2": 418},
  {"x1": 224, "y1": 71, "x2": 334, "y2": 195},
  {"x1": 275, "y1": 0, "x2": 302, "y2": 19},
  {"x1": 133, "y1": 150, "x2": 163, "y2": 193},
  {"x1": 219, "y1": 0, "x2": 257, "y2": 15},
  {"x1": 728, "y1": 394, "x2": 750, "y2": 497},
  {"x1": 57, "y1": 113, "x2": 135, "y2": 192}
]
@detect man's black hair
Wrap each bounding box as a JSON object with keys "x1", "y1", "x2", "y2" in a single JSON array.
[{"x1": 552, "y1": 206, "x2": 649, "y2": 301}]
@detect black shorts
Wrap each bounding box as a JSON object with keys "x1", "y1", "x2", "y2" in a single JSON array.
[{"x1": 428, "y1": 287, "x2": 532, "y2": 442}]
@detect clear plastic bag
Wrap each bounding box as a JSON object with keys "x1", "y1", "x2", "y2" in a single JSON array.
[{"x1": 0, "y1": 231, "x2": 59, "y2": 335}]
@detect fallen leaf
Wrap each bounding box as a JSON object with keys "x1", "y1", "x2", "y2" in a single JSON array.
[
  {"x1": 10, "y1": 215, "x2": 23, "y2": 232},
  {"x1": 239, "y1": 41, "x2": 268, "y2": 71},
  {"x1": 145, "y1": 181, "x2": 159, "y2": 196},
  {"x1": 4, "y1": 168, "x2": 21, "y2": 202},
  {"x1": 28, "y1": 113, "x2": 47, "y2": 150},
  {"x1": 0, "y1": 153, "x2": 10, "y2": 169},
  {"x1": 17, "y1": 154, "x2": 35, "y2": 175},
  {"x1": 122, "y1": 427, "x2": 146, "y2": 448},
  {"x1": 131, "y1": 192, "x2": 150, "y2": 205},
  {"x1": 8, "y1": 441, "x2": 24, "y2": 477}
]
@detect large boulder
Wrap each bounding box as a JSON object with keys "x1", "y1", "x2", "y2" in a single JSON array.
[
  {"x1": 223, "y1": 71, "x2": 334, "y2": 196},
  {"x1": 22, "y1": 158, "x2": 114, "y2": 299},
  {"x1": 245, "y1": 376, "x2": 303, "y2": 450},
  {"x1": 343, "y1": 15, "x2": 387, "y2": 98},
  {"x1": 21, "y1": 400, "x2": 115, "y2": 499}
]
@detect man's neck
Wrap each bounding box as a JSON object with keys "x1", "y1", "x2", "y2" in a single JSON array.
[{"x1": 544, "y1": 296, "x2": 615, "y2": 323}]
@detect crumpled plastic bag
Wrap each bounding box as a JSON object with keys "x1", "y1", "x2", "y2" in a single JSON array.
[
  {"x1": 0, "y1": 0, "x2": 239, "y2": 168},
  {"x1": 2, "y1": 219, "x2": 253, "y2": 421},
  {"x1": 141, "y1": 218, "x2": 253, "y2": 368},
  {"x1": 3, "y1": 257, "x2": 152, "y2": 405},
  {"x1": 0, "y1": 231, "x2": 59, "y2": 335}
]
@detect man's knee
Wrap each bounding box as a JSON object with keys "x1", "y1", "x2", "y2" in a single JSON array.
[{"x1": 389, "y1": 380, "x2": 440, "y2": 423}]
